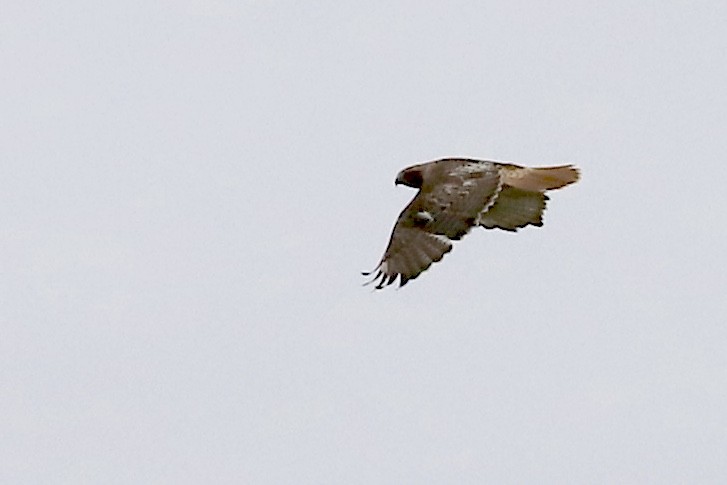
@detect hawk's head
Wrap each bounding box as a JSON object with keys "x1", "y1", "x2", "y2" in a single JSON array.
[{"x1": 395, "y1": 167, "x2": 424, "y2": 188}]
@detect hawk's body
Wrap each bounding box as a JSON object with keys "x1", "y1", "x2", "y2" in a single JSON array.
[{"x1": 363, "y1": 158, "x2": 579, "y2": 289}]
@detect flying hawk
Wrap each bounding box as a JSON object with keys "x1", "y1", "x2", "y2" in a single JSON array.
[{"x1": 363, "y1": 158, "x2": 579, "y2": 289}]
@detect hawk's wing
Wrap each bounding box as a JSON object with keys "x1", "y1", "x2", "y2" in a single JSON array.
[
  {"x1": 479, "y1": 187, "x2": 548, "y2": 231},
  {"x1": 364, "y1": 161, "x2": 501, "y2": 289}
]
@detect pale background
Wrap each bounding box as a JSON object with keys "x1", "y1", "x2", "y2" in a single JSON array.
[{"x1": 2, "y1": 1, "x2": 726, "y2": 483}]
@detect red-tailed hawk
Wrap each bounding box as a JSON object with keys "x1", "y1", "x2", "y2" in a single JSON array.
[{"x1": 363, "y1": 158, "x2": 580, "y2": 289}]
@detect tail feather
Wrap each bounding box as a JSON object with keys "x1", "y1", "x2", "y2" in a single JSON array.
[{"x1": 501, "y1": 164, "x2": 580, "y2": 192}]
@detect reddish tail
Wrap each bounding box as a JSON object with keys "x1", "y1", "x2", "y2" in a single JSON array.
[{"x1": 501, "y1": 164, "x2": 580, "y2": 191}]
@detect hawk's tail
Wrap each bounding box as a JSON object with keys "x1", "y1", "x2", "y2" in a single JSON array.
[{"x1": 501, "y1": 164, "x2": 580, "y2": 192}]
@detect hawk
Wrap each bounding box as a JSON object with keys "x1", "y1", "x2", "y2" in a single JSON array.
[{"x1": 363, "y1": 158, "x2": 580, "y2": 289}]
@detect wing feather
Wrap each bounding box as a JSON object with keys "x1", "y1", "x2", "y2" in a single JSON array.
[
  {"x1": 479, "y1": 187, "x2": 548, "y2": 231},
  {"x1": 363, "y1": 226, "x2": 453, "y2": 289}
]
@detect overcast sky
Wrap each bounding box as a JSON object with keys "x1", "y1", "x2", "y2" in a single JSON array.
[{"x1": 2, "y1": 1, "x2": 727, "y2": 483}]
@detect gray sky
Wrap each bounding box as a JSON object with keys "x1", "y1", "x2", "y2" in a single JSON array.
[{"x1": 2, "y1": 1, "x2": 727, "y2": 483}]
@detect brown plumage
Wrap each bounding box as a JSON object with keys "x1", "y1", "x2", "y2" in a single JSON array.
[{"x1": 363, "y1": 158, "x2": 579, "y2": 289}]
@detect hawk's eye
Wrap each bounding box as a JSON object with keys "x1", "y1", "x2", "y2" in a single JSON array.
[{"x1": 403, "y1": 170, "x2": 423, "y2": 188}]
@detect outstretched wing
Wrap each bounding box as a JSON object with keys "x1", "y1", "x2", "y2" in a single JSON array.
[
  {"x1": 479, "y1": 187, "x2": 548, "y2": 231},
  {"x1": 362, "y1": 225, "x2": 453, "y2": 289},
  {"x1": 364, "y1": 161, "x2": 501, "y2": 289}
]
